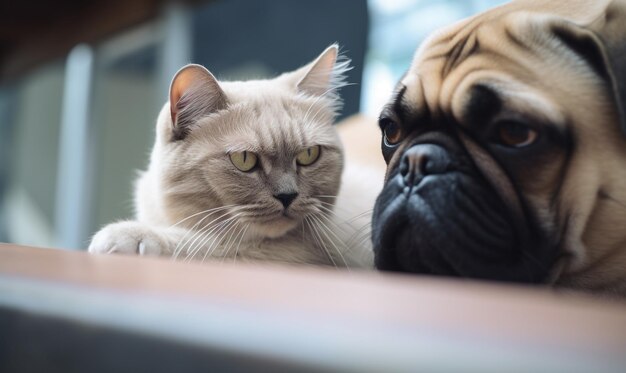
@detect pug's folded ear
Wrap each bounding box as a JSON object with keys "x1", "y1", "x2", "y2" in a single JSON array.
[
  {"x1": 548, "y1": 2, "x2": 626, "y2": 135},
  {"x1": 169, "y1": 64, "x2": 228, "y2": 141}
]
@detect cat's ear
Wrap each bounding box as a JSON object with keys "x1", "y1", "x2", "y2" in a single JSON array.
[
  {"x1": 294, "y1": 44, "x2": 351, "y2": 97},
  {"x1": 169, "y1": 64, "x2": 227, "y2": 140}
]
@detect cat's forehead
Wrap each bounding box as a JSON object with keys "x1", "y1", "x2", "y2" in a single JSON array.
[
  {"x1": 191, "y1": 95, "x2": 339, "y2": 155},
  {"x1": 225, "y1": 103, "x2": 338, "y2": 154}
]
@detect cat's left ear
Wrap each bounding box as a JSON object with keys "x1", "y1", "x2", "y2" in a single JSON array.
[
  {"x1": 169, "y1": 64, "x2": 227, "y2": 141},
  {"x1": 293, "y1": 44, "x2": 351, "y2": 97}
]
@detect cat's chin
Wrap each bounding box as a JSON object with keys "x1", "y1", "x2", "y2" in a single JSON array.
[{"x1": 248, "y1": 217, "x2": 299, "y2": 239}]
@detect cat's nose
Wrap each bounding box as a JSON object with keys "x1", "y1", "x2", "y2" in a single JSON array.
[{"x1": 274, "y1": 192, "x2": 298, "y2": 208}]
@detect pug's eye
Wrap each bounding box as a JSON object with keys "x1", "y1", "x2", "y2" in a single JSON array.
[
  {"x1": 230, "y1": 151, "x2": 258, "y2": 172},
  {"x1": 382, "y1": 119, "x2": 402, "y2": 146},
  {"x1": 296, "y1": 145, "x2": 321, "y2": 166},
  {"x1": 496, "y1": 121, "x2": 538, "y2": 148}
]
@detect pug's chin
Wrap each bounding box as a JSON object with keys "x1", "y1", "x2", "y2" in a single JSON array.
[{"x1": 248, "y1": 216, "x2": 299, "y2": 239}]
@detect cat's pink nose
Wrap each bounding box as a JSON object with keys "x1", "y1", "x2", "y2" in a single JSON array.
[{"x1": 274, "y1": 193, "x2": 298, "y2": 208}]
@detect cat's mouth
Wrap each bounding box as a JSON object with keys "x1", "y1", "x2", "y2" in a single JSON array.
[
  {"x1": 248, "y1": 215, "x2": 299, "y2": 238},
  {"x1": 282, "y1": 210, "x2": 296, "y2": 218}
]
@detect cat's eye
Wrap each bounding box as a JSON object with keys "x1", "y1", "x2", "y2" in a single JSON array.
[
  {"x1": 296, "y1": 145, "x2": 321, "y2": 166},
  {"x1": 496, "y1": 121, "x2": 538, "y2": 148},
  {"x1": 230, "y1": 151, "x2": 258, "y2": 172}
]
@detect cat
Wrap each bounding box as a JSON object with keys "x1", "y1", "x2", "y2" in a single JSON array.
[{"x1": 88, "y1": 45, "x2": 375, "y2": 268}]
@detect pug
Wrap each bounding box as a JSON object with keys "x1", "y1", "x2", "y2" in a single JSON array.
[{"x1": 372, "y1": 0, "x2": 626, "y2": 297}]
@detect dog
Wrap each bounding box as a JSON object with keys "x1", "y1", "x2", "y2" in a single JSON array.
[{"x1": 372, "y1": 0, "x2": 626, "y2": 297}]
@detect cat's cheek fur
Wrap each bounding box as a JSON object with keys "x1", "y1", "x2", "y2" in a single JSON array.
[
  {"x1": 302, "y1": 155, "x2": 343, "y2": 198},
  {"x1": 88, "y1": 221, "x2": 170, "y2": 256}
]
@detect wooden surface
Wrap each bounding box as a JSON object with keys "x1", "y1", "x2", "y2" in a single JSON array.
[{"x1": 1, "y1": 243, "x2": 626, "y2": 372}]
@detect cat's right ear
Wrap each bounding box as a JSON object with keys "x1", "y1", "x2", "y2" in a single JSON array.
[
  {"x1": 295, "y1": 44, "x2": 351, "y2": 97},
  {"x1": 169, "y1": 64, "x2": 227, "y2": 141}
]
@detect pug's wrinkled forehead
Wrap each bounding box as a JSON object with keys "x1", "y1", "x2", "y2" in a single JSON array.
[
  {"x1": 396, "y1": 71, "x2": 567, "y2": 129},
  {"x1": 382, "y1": 5, "x2": 626, "y2": 156}
]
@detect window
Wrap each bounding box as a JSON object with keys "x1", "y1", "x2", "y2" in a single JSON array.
[{"x1": 362, "y1": 0, "x2": 509, "y2": 115}]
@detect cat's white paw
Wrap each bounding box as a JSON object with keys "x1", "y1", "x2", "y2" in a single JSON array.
[{"x1": 88, "y1": 221, "x2": 168, "y2": 256}]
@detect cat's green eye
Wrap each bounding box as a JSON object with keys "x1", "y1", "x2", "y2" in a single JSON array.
[
  {"x1": 296, "y1": 145, "x2": 321, "y2": 166},
  {"x1": 230, "y1": 151, "x2": 258, "y2": 172}
]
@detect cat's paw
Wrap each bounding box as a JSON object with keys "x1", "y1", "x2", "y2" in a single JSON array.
[{"x1": 88, "y1": 221, "x2": 168, "y2": 256}]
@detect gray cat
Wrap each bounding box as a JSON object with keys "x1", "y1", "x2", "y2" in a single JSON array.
[{"x1": 88, "y1": 45, "x2": 377, "y2": 267}]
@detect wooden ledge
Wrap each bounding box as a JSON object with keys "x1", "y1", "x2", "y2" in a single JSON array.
[{"x1": 1, "y1": 243, "x2": 626, "y2": 372}]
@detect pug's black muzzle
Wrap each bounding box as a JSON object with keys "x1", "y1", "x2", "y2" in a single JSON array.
[{"x1": 372, "y1": 138, "x2": 556, "y2": 283}]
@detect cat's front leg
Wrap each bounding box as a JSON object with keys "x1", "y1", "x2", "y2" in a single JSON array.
[{"x1": 88, "y1": 221, "x2": 184, "y2": 257}]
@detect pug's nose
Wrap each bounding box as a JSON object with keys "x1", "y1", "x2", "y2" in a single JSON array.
[
  {"x1": 274, "y1": 192, "x2": 298, "y2": 208},
  {"x1": 400, "y1": 144, "x2": 450, "y2": 187}
]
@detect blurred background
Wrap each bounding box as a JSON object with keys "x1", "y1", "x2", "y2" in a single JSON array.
[{"x1": 0, "y1": 0, "x2": 507, "y2": 250}]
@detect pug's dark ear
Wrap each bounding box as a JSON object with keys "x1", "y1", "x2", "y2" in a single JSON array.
[
  {"x1": 550, "y1": 5, "x2": 626, "y2": 135},
  {"x1": 169, "y1": 64, "x2": 227, "y2": 141}
]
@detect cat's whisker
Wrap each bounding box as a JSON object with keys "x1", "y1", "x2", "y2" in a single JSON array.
[
  {"x1": 169, "y1": 204, "x2": 238, "y2": 228},
  {"x1": 312, "y1": 207, "x2": 353, "y2": 235},
  {"x1": 313, "y1": 203, "x2": 339, "y2": 217},
  {"x1": 355, "y1": 232, "x2": 373, "y2": 248},
  {"x1": 348, "y1": 221, "x2": 372, "y2": 239},
  {"x1": 221, "y1": 222, "x2": 248, "y2": 263},
  {"x1": 195, "y1": 214, "x2": 242, "y2": 263},
  {"x1": 310, "y1": 209, "x2": 364, "y2": 251},
  {"x1": 344, "y1": 209, "x2": 373, "y2": 224},
  {"x1": 304, "y1": 217, "x2": 328, "y2": 266},
  {"x1": 175, "y1": 209, "x2": 236, "y2": 260},
  {"x1": 172, "y1": 206, "x2": 240, "y2": 259},
  {"x1": 187, "y1": 217, "x2": 233, "y2": 263},
  {"x1": 315, "y1": 200, "x2": 350, "y2": 211},
  {"x1": 304, "y1": 217, "x2": 324, "y2": 261},
  {"x1": 231, "y1": 204, "x2": 271, "y2": 214},
  {"x1": 313, "y1": 204, "x2": 356, "y2": 229},
  {"x1": 347, "y1": 228, "x2": 372, "y2": 251},
  {"x1": 312, "y1": 197, "x2": 340, "y2": 206},
  {"x1": 315, "y1": 204, "x2": 372, "y2": 234},
  {"x1": 314, "y1": 201, "x2": 336, "y2": 211},
  {"x1": 317, "y1": 207, "x2": 354, "y2": 231},
  {"x1": 345, "y1": 221, "x2": 372, "y2": 248},
  {"x1": 184, "y1": 220, "x2": 228, "y2": 263},
  {"x1": 312, "y1": 217, "x2": 348, "y2": 268},
  {"x1": 231, "y1": 223, "x2": 250, "y2": 264},
  {"x1": 174, "y1": 216, "x2": 210, "y2": 258},
  {"x1": 310, "y1": 220, "x2": 348, "y2": 269},
  {"x1": 316, "y1": 202, "x2": 341, "y2": 209},
  {"x1": 212, "y1": 216, "x2": 245, "y2": 263},
  {"x1": 310, "y1": 213, "x2": 350, "y2": 269},
  {"x1": 314, "y1": 200, "x2": 359, "y2": 218},
  {"x1": 237, "y1": 211, "x2": 282, "y2": 220},
  {"x1": 312, "y1": 206, "x2": 372, "y2": 254},
  {"x1": 305, "y1": 216, "x2": 337, "y2": 268},
  {"x1": 349, "y1": 229, "x2": 372, "y2": 248},
  {"x1": 198, "y1": 219, "x2": 235, "y2": 263},
  {"x1": 205, "y1": 213, "x2": 244, "y2": 260}
]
